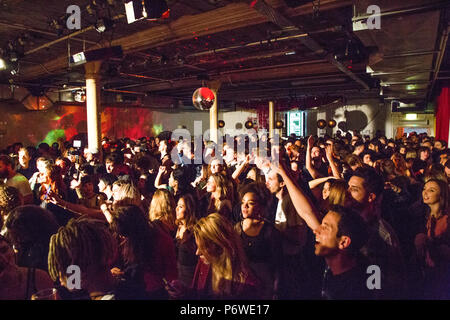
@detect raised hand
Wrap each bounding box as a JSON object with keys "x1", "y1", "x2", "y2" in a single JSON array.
[
  {"x1": 307, "y1": 135, "x2": 314, "y2": 148},
  {"x1": 325, "y1": 144, "x2": 333, "y2": 160}
]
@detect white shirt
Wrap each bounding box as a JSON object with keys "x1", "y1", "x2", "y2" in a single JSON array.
[{"x1": 274, "y1": 197, "x2": 287, "y2": 230}]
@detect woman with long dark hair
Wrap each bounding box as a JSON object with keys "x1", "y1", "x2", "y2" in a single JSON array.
[
  {"x1": 175, "y1": 193, "x2": 198, "y2": 287},
  {"x1": 110, "y1": 205, "x2": 177, "y2": 299},
  {"x1": 414, "y1": 179, "x2": 450, "y2": 298}
]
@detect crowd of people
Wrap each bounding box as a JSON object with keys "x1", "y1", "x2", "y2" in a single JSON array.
[{"x1": 0, "y1": 129, "x2": 449, "y2": 300}]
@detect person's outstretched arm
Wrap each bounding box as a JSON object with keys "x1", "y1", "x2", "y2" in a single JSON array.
[{"x1": 272, "y1": 158, "x2": 321, "y2": 231}]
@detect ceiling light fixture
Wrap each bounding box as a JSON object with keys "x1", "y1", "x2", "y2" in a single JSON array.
[{"x1": 0, "y1": 58, "x2": 6, "y2": 70}]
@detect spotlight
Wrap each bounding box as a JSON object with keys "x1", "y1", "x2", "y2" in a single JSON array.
[
  {"x1": 125, "y1": 0, "x2": 169, "y2": 24},
  {"x1": 95, "y1": 20, "x2": 106, "y2": 32},
  {"x1": 95, "y1": 18, "x2": 114, "y2": 33},
  {"x1": 0, "y1": 58, "x2": 6, "y2": 70},
  {"x1": 245, "y1": 120, "x2": 254, "y2": 129},
  {"x1": 70, "y1": 46, "x2": 123, "y2": 66},
  {"x1": 328, "y1": 120, "x2": 337, "y2": 128},
  {"x1": 317, "y1": 119, "x2": 326, "y2": 129},
  {"x1": 275, "y1": 120, "x2": 284, "y2": 129}
]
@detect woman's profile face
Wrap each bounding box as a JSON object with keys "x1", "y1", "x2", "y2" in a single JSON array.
[
  {"x1": 322, "y1": 181, "x2": 331, "y2": 200},
  {"x1": 195, "y1": 237, "x2": 211, "y2": 265},
  {"x1": 422, "y1": 181, "x2": 441, "y2": 206},
  {"x1": 206, "y1": 176, "x2": 217, "y2": 193},
  {"x1": 176, "y1": 198, "x2": 186, "y2": 221}
]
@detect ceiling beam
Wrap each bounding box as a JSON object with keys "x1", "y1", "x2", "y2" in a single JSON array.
[
  {"x1": 248, "y1": 0, "x2": 371, "y2": 90},
  {"x1": 18, "y1": 0, "x2": 352, "y2": 81}
]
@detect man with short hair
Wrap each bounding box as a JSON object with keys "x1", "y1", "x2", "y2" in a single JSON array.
[
  {"x1": 0, "y1": 155, "x2": 33, "y2": 204},
  {"x1": 16, "y1": 147, "x2": 35, "y2": 180},
  {"x1": 352, "y1": 141, "x2": 365, "y2": 156},
  {"x1": 315, "y1": 205, "x2": 373, "y2": 300},
  {"x1": 347, "y1": 167, "x2": 405, "y2": 299}
]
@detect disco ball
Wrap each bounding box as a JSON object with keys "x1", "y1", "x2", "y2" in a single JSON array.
[{"x1": 192, "y1": 87, "x2": 215, "y2": 111}]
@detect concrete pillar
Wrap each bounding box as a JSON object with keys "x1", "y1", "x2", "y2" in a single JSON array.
[
  {"x1": 208, "y1": 81, "x2": 221, "y2": 144},
  {"x1": 269, "y1": 101, "x2": 275, "y2": 139},
  {"x1": 84, "y1": 61, "x2": 102, "y2": 154}
]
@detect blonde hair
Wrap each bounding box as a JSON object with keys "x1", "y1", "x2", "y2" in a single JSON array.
[
  {"x1": 113, "y1": 182, "x2": 142, "y2": 207},
  {"x1": 328, "y1": 180, "x2": 348, "y2": 206},
  {"x1": 149, "y1": 189, "x2": 176, "y2": 231},
  {"x1": 193, "y1": 213, "x2": 249, "y2": 296}
]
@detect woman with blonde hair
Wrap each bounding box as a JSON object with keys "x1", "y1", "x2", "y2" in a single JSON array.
[
  {"x1": 328, "y1": 179, "x2": 349, "y2": 207},
  {"x1": 149, "y1": 189, "x2": 177, "y2": 237},
  {"x1": 166, "y1": 213, "x2": 260, "y2": 299},
  {"x1": 204, "y1": 173, "x2": 233, "y2": 220}
]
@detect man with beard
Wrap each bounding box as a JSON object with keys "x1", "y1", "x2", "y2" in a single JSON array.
[{"x1": 0, "y1": 155, "x2": 33, "y2": 204}]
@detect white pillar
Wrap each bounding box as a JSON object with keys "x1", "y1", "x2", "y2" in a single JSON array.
[
  {"x1": 85, "y1": 61, "x2": 102, "y2": 154},
  {"x1": 208, "y1": 81, "x2": 221, "y2": 144},
  {"x1": 209, "y1": 89, "x2": 218, "y2": 144},
  {"x1": 269, "y1": 101, "x2": 275, "y2": 139}
]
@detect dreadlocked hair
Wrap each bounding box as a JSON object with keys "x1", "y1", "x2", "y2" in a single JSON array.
[{"x1": 48, "y1": 217, "x2": 117, "y2": 283}]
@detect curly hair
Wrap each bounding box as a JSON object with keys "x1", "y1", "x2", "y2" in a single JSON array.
[
  {"x1": 0, "y1": 185, "x2": 22, "y2": 219},
  {"x1": 48, "y1": 217, "x2": 117, "y2": 283}
]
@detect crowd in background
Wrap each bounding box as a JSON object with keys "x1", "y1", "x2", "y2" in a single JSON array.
[{"x1": 0, "y1": 128, "x2": 449, "y2": 300}]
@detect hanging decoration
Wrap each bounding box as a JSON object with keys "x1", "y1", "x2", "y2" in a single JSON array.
[{"x1": 192, "y1": 87, "x2": 215, "y2": 110}]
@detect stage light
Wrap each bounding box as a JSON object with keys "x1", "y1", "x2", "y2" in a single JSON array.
[
  {"x1": 125, "y1": 0, "x2": 169, "y2": 24},
  {"x1": 317, "y1": 119, "x2": 326, "y2": 129},
  {"x1": 70, "y1": 46, "x2": 123, "y2": 66},
  {"x1": 95, "y1": 18, "x2": 114, "y2": 33},
  {"x1": 0, "y1": 58, "x2": 7, "y2": 70}
]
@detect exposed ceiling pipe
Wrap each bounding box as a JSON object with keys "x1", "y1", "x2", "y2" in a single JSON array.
[
  {"x1": 428, "y1": 25, "x2": 449, "y2": 100},
  {"x1": 24, "y1": 14, "x2": 125, "y2": 56},
  {"x1": 248, "y1": 0, "x2": 370, "y2": 90},
  {"x1": 0, "y1": 21, "x2": 97, "y2": 45},
  {"x1": 111, "y1": 59, "x2": 328, "y2": 91},
  {"x1": 119, "y1": 72, "x2": 173, "y2": 83},
  {"x1": 383, "y1": 51, "x2": 440, "y2": 59},
  {"x1": 185, "y1": 26, "x2": 342, "y2": 59}
]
